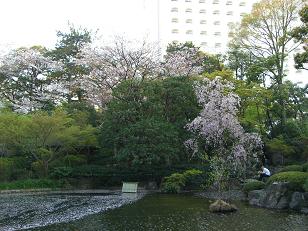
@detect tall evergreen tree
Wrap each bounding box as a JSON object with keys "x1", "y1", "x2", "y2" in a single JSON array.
[{"x1": 48, "y1": 25, "x2": 92, "y2": 102}]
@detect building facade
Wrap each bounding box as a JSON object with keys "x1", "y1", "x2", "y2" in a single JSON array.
[{"x1": 157, "y1": 0, "x2": 258, "y2": 54}]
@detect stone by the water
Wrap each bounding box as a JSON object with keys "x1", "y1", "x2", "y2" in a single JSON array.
[
  {"x1": 248, "y1": 182, "x2": 308, "y2": 213},
  {"x1": 209, "y1": 199, "x2": 238, "y2": 213}
]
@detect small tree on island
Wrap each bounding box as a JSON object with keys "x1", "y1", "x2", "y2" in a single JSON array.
[{"x1": 185, "y1": 77, "x2": 264, "y2": 195}]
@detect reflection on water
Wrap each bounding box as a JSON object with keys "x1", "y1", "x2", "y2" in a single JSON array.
[
  {"x1": 1, "y1": 193, "x2": 307, "y2": 231},
  {"x1": 0, "y1": 192, "x2": 142, "y2": 231}
]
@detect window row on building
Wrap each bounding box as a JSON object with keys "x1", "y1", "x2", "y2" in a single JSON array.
[
  {"x1": 171, "y1": 8, "x2": 246, "y2": 16},
  {"x1": 171, "y1": 19, "x2": 235, "y2": 26},
  {"x1": 172, "y1": 18, "x2": 225, "y2": 25},
  {"x1": 171, "y1": 0, "x2": 246, "y2": 6},
  {"x1": 201, "y1": 42, "x2": 222, "y2": 48},
  {"x1": 171, "y1": 8, "x2": 206, "y2": 13},
  {"x1": 171, "y1": 29, "x2": 222, "y2": 36},
  {"x1": 171, "y1": 18, "x2": 225, "y2": 26},
  {"x1": 170, "y1": 40, "x2": 222, "y2": 48}
]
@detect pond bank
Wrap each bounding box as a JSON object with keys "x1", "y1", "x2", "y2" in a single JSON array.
[
  {"x1": 2, "y1": 184, "x2": 307, "y2": 215},
  {"x1": 248, "y1": 182, "x2": 308, "y2": 214},
  {"x1": 0, "y1": 188, "x2": 158, "y2": 195},
  {"x1": 197, "y1": 183, "x2": 308, "y2": 214}
]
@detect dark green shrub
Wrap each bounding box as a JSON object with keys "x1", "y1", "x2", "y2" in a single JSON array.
[
  {"x1": 9, "y1": 157, "x2": 31, "y2": 180},
  {"x1": 161, "y1": 169, "x2": 204, "y2": 193},
  {"x1": 63, "y1": 155, "x2": 87, "y2": 167},
  {"x1": 243, "y1": 179, "x2": 265, "y2": 193},
  {"x1": 183, "y1": 169, "x2": 203, "y2": 179},
  {"x1": 267, "y1": 171, "x2": 308, "y2": 191},
  {"x1": 302, "y1": 162, "x2": 308, "y2": 172},
  {"x1": 0, "y1": 179, "x2": 64, "y2": 190},
  {"x1": 304, "y1": 178, "x2": 308, "y2": 192},
  {"x1": 182, "y1": 169, "x2": 204, "y2": 189},
  {"x1": 51, "y1": 167, "x2": 73, "y2": 178},
  {"x1": 280, "y1": 165, "x2": 304, "y2": 172},
  {"x1": 31, "y1": 160, "x2": 46, "y2": 177},
  {"x1": 161, "y1": 173, "x2": 186, "y2": 194},
  {"x1": 0, "y1": 158, "x2": 14, "y2": 181}
]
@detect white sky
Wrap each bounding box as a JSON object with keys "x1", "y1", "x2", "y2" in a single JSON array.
[{"x1": 0, "y1": 0, "x2": 157, "y2": 49}]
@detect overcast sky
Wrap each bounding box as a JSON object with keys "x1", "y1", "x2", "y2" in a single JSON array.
[{"x1": 0, "y1": 0, "x2": 157, "y2": 50}]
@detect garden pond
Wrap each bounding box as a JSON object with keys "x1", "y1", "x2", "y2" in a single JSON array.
[{"x1": 0, "y1": 192, "x2": 307, "y2": 231}]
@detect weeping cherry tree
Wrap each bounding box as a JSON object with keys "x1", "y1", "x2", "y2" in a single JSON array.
[{"x1": 185, "y1": 77, "x2": 264, "y2": 191}]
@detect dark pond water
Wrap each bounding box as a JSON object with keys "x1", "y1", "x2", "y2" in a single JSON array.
[{"x1": 0, "y1": 193, "x2": 307, "y2": 231}]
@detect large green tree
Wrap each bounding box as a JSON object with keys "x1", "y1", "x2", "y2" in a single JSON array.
[
  {"x1": 0, "y1": 109, "x2": 98, "y2": 176},
  {"x1": 48, "y1": 25, "x2": 92, "y2": 102},
  {"x1": 230, "y1": 0, "x2": 303, "y2": 127},
  {"x1": 100, "y1": 77, "x2": 200, "y2": 170},
  {"x1": 291, "y1": 5, "x2": 308, "y2": 70}
]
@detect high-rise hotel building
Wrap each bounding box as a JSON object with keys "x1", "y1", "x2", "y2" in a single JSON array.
[{"x1": 156, "y1": 0, "x2": 258, "y2": 54}]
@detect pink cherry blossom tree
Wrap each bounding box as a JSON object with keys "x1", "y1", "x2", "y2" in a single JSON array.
[
  {"x1": 0, "y1": 47, "x2": 64, "y2": 113},
  {"x1": 185, "y1": 76, "x2": 263, "y2": 184},
  {"x1": 162, "y1": 43, "x2": 204, "y2": 77},
  {"x1": 77, "y1": 37, "x2": 161, "y2": 109}
]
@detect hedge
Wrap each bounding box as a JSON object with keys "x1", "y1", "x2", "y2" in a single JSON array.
[
  {"x1": 304, "y1": 178, "x2": 308, "y2": 192},
  {"x1": 267, "y1": 171, "x2": 308, "y2": 191},
  {"x1": 161, "y1": 169, "x2": 204, "y2": 193},
  {"x1": 243, "y1": 179, "x2": 266, "y2": 193},
  {"x1": 0, "y1": 179, "x2": 65, "y2": 190},
  {"x1": 302, "y1": 162, "x2": 308, "y2": 172},
  {"x1": 279, "y1": 165, "x2": 304, "y2": 172}
]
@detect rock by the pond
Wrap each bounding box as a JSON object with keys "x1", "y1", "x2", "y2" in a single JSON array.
[
  {"x1": 289, "y1": 192, "x2": 308, "y2": 214},
  {"x1": 248, "y1": 182, "x2": 308, "y2": 213},
  {"x1": 145, "y1": 181, "x2": 158, "y2": 190},
  {"x1": 289, "y1": 192, "x2": 304, "y2": 210},
  {"x1": 301, "y1": 207, "x2": 308, "y2": 214},
  {"x1": 248, "y1": 182, "x2": 290, "y2": 209},
  {"x1": 209, "y1": 199, "x2": 238, "y2": 213},
  {"x1": 248, "y1": 189, "x2": 266, "y2": 207},
  {"x1": 275, "y1": 196, "x2": 289, "y2": 209},
  {"x1": 265, "y1": 182, "x2": 290, "y2": 209}
]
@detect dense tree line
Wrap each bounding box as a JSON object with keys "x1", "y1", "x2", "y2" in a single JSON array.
[{"x1": 0, "y1": 1, "x2": 307, "y2": 187}]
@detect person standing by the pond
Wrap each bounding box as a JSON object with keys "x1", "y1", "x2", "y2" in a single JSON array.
[{"x1": 258, "y1": 166, "x2": 270, "y2": 181}]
